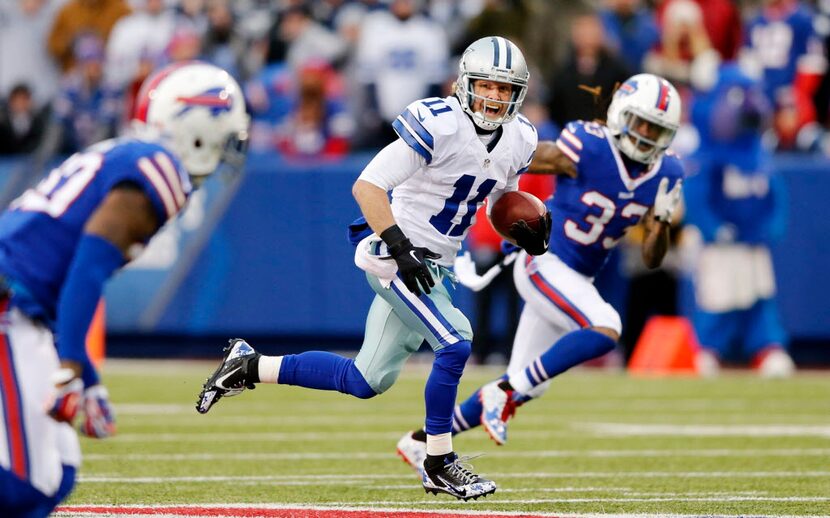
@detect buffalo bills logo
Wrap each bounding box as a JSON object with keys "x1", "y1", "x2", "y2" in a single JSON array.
[
  {"x1": 617, "y1": 79, "x2": 638, "y2": 97},
  {"x1": 176, "y1": 87, "x2": 233, "y2": 117}
]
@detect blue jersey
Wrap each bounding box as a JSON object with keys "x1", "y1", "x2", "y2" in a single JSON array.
[
  {"x1": 550, "y1": 120, "x2": 684, "y2": 277},
  {"x1": 745, "y1": 4, "x2": 822, "y2": 101},
  {"x1": 684, "y1": 141, "x2": 784, "y2": 245},
  {"x1": 0, "y1": 138, "x2": 191, "y2": 321}
]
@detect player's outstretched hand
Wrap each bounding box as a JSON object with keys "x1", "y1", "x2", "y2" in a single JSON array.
[
  {"x1": 387, "y1": 239, "x2": 441, "y2": 296},
  {"x1": 80, "y1": 384, "x2": 116, "y2": 438},
  {"x1": 653, "y1": 177, "x2": 683, "y2": 224},
  {"x1": 48, "y1": 368, "x2": 84, "y2": 424},
  {"x1": 510, "y1": 211, "x2": 551, "y2": 256}
]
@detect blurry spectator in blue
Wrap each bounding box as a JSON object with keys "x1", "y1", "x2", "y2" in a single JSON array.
[
  {"x1": 104, "y1": 0, "x2": 175, "y2": 90},
  {"x1": 599, "y1": 0, "x2": 660, "y2": 72},
  {"x1": 0, "y1": 0, "x2": 63, "y2": 105},
  {"x1": 246, "y1": 60, "x2": 353, "y2": 158},
  {"x1": 245, "y1": 63, "x2": 295, "y2": 151},
  {"x1": 547, "y1": 10, "x2": 629, "y2": 128},
  {"x1": 353, "y1": 0, "x2": 449, "y2": 148},
  {"x1": 275, "y1": 61, "x2": 353, "y2": 158},
  {"x1": 684, "y1": 64, "x2": 795, "y2": 377},
  {"x1": 0, "y1": 84, "x2": 50, "y2": 155},
  {"x1": 742, "y1": 0, "x2": 826, "y2": 151},
  {"x1": 43, "y1": 34, "x2": 122, "y2": 156}
]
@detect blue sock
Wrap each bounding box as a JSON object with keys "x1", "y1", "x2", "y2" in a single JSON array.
[
  {"x1": 278, "y1": 352, "x2": 376, "y2": 399},
  {"x1": 452, "y1": 388, "x2": 482, "y2": 434},
  {"x1": 424, "y1": 340, "x2": 471, "y2": 435},
  {"x1": 519, "y1": 328, "x2": 616, "y2": 391},
  {"x1": 452, "y1": 372, "x2": 510, "y2": 433}
]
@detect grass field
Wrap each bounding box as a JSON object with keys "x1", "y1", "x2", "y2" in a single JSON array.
[{"x1": 57, "y1": 358, "x2": 830, "y2": 517}]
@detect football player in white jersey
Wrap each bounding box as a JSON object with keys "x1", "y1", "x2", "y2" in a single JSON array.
[
  {"x1": 396, "y1": 74, "x2": 685, "y2": 465},
  {"x1": 197, "y1": 37, "x2": 551, "y2": 501}
]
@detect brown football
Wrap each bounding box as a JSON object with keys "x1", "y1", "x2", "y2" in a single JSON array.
[{"x1": 488, "y1": 191, "x2": 547, "y2": 243}]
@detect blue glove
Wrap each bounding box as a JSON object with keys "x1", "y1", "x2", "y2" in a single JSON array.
[{"x1": 80, "y1": 385, "x2": 116, "y2": 438}]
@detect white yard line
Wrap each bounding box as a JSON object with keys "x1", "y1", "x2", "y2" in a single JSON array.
[
  {"x1": 109, "y1": 421, "x2": 830, "y2": 442},
  {"x1": 83, "y1": 448, "x2": 830, "y2": 461},
  {"x1": 581, "y1": 422, "x2": 830, "y2": 437},
  {"x1": 77, "y1": 471, "x2": 830, "y2": 483}
]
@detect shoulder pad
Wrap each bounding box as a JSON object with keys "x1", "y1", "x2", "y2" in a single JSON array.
[
  {"x1": 557, "y1": 120, "x2": 607, "y2": 164},
  {"x1": 392, "y1": 97, "x2": 458, "y2": 164},
  {"x1": 103, "y1": 139, "x2": 190, "y2": 222},
  {"x1": 515, "y1": 114, "x2": 538, "y2": 144}
]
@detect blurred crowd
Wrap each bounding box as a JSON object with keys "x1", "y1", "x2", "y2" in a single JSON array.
[{"x1": 3, "y1": 0, "x2": 830, "y2": 160}]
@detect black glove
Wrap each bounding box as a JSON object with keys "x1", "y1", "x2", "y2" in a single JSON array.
[
  {"x1": 380, "y1": 225, "x2": 441, "y2": 296},
  {"x1": 510, "y1": 211, "x2": 551, "y2": 256}
]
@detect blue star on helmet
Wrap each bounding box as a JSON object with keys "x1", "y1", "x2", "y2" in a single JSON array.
[{"x1": 176, "y1": 87, "x2": 233, "y2": 117}]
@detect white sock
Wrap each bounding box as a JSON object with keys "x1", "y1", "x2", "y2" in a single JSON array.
[
  {"x1": 426, "y1": 432, "x2": 453, "y2": 457},
  {"x1": 508, "y1": 371, "x2": 533, "y2": 395},
  {"x1": 257, "y1": 356, "x2": 282, "y2": 384}
]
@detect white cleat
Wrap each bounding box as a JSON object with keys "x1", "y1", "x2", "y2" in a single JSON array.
[
  {"x1": 695, "y1": 348, "x2": 721, "y2": 378},
  {"x1": 757, "y1": 348, "x2": 796, "y2": 378},
  {"x1": 479, "y1": 381, "x2": 515, "y2": 446},
  {"x1": 396, "y1": 431, "x2": 426, "y2": 480}
]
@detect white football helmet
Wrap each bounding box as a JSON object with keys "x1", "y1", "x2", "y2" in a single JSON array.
[
  {"x1": 606, "y1": 73, "x2": 681, "y2": 163},
  {"x1": 456, "y1": 36, "x2": 529, "y2": 131},
  {"x1": 133, "y1": 61, "x2": 249, "y2": 179}
]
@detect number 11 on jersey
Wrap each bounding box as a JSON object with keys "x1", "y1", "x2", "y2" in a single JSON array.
[{"x1": 430, "y1": 174, "x2": 497, "y2": 237}]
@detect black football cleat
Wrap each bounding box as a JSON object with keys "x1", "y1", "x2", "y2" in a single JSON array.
[
  {"x1": 196, "y1": 339, "x2": 259, "y2": 414},
  {"x1": 422, "y1": 453, "x2": 496, "y2": 501}
]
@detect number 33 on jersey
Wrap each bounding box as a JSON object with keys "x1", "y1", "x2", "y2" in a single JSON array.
[{"x1": 550, "y1": 120, "x2": 684, "y2": 277}]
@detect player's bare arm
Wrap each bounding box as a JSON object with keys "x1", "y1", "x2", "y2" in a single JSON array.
[
  {"x1": 352, "y1": 177, "x2": 438, "y2": 295},
  {"x1": 641, "y1": 176, "x2": 683, "y2": 268},
  {"x1": 352, "y1": 179, "x2": 397, "y2": 235},
  {"x1": 53, "y1": 185, "x2": 158, "y2": 380},
  {"x1": 640, "y1": 208, "x2": 671, "y2": 269},
  {"x1": 526, "y1": 140, "x2": 577, "y2": 177},
  {"x1": 85, "y1": 185, "x2": 160, "y2": 255}
]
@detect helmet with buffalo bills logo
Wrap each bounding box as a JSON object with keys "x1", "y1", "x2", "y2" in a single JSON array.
[
  {"x1": 606, "y1": 73, "x2": 681, "y2": 164},
  {"x1": 456, "y1": 36, "x2": 530, "y2": 131},
  {"x1": 133, "y1": 61, "x2": 249, "y2": 179}
]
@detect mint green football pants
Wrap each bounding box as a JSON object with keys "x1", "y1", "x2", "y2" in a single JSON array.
[{"x1": 353, "y1": 270, "x2": 473, "y2": 394}]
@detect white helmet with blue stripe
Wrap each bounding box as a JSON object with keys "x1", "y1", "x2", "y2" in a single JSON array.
[
  {"x1": 456, "y1": 36, "x2": 530, "y2": 131},
  {"x1": 607, "y1": 73, "x2": 681, "y2": 164}
]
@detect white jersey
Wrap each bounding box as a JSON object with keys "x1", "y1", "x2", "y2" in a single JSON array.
[
  {"x1": 360, "y1": 95, "x2": 537, "y2": 266},
  {"x1": 355, "y1": 11, "x2": 449, "y2": 122}
]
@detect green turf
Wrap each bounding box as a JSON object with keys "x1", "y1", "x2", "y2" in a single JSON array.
[{"x1": 68, "y1": 359, "x2": 830, "y2": 515}]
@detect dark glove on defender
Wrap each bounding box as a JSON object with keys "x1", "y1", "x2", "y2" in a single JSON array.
[
  {"x1": 510, "y1": 211, "x2": 551, "y2": 256},
  {"x1": 381, "y1": 225, "x2": 441, "y2": 296}
]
